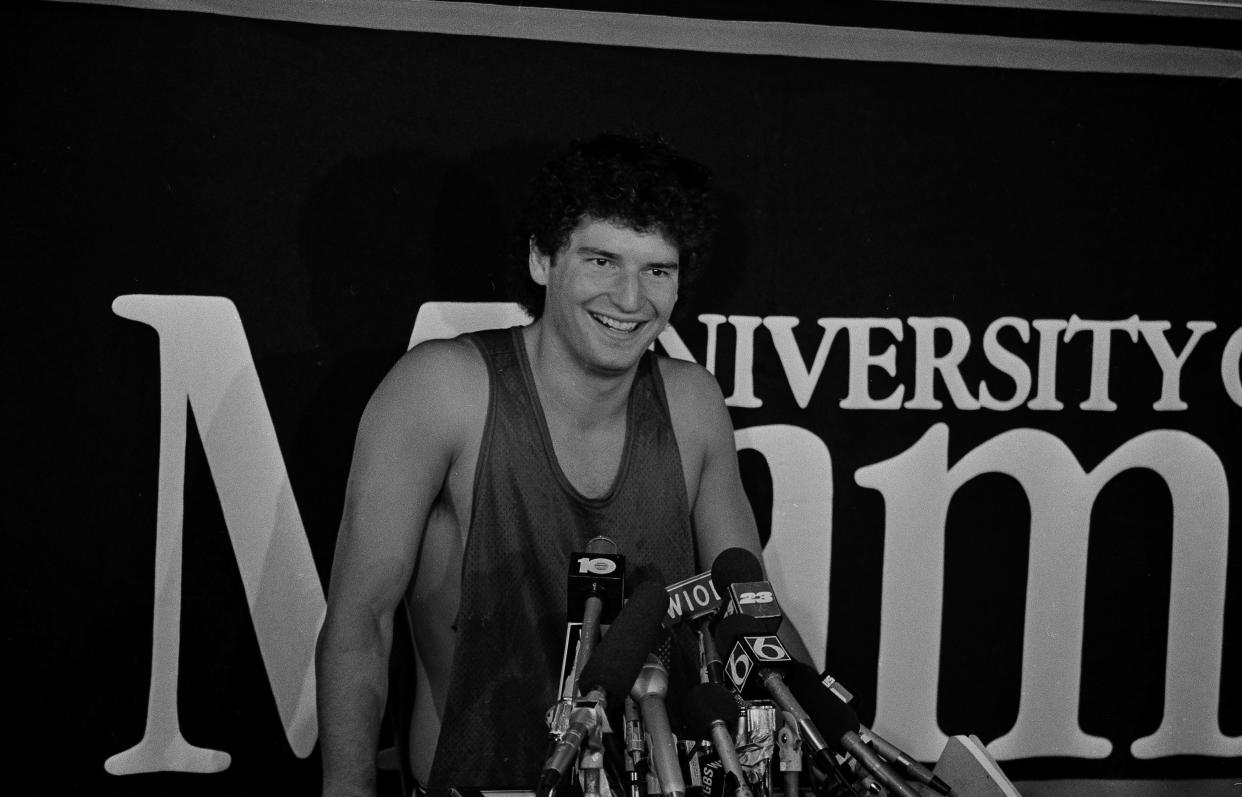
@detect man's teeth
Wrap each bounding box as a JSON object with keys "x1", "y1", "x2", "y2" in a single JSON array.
[{"x1": 592, "y1": 314, "x2": 640, "y2": 332}]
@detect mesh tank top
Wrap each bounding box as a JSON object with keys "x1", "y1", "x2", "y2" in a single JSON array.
[{"x1": 425, "y1": 326, "x2": 697, "y2": 794}]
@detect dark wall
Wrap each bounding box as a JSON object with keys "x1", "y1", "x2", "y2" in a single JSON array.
[{"x1": 9, "y1": 2, "x2": 1241, "y2": 793}]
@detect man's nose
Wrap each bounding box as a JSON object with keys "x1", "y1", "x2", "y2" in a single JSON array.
[{"x1": 610, "y1": 269, "x2": 642, "y2": 312}]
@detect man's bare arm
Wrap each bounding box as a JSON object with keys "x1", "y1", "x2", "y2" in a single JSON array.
[
  {"x1": 662, "y1": 359, "x2": 814, "y2": 664},
  {"x1": 316, "y1": 341, "x2": 474, "y2": 797}
]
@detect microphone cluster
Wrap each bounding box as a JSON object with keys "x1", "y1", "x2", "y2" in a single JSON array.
[{"x1": 535, "y1": 542, "x2": 951, "y2": 797}]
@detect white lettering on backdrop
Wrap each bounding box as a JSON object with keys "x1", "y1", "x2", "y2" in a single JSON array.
[
  {"x1": 108, "y1": 297, "x2": 1239, "y2": 774},
  {"x1": 108, "y1": 296, "x2": 324, "y2": 775}
]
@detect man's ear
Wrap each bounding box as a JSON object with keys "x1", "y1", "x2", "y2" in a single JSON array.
[{"x1": 528, "y1": 238, "x2": 552, "y2": 286}]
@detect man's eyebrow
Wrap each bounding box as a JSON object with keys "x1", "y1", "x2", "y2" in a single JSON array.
[{"x1": 576, "y1": 246, "x2": 619, "y2": 259}]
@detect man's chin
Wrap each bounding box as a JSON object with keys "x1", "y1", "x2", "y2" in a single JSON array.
[
  {"x1": 585, "y1": 340, "x2": 652, "y2": 375},
  {"x1": 587, "y1": 354, "x2": 643, "y2": 375}
]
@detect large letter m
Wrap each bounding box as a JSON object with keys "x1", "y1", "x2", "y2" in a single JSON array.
[
  {"x1": 107, "y1": 296, "x2": 324, "y2": 774},
  {"x1": 858, "y1": 423, "x2": 1238, "y2": 761}
]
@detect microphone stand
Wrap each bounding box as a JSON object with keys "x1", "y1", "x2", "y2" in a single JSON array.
[{"x1": 623, "y1": 696, "x2": 647, "y2": 797}]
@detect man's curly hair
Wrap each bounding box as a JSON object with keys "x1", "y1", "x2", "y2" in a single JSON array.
[{"x1": 512, "y1": 133, "x2": 717, "y2": 319}]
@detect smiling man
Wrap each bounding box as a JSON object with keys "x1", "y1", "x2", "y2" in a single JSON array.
[{"x1": 317, "y1": 134, "x2": 782, "y2": 797}]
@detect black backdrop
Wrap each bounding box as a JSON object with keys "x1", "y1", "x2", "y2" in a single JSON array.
[{"x1": 9, "y1": 1, "x2": 1242, "y2": 794}]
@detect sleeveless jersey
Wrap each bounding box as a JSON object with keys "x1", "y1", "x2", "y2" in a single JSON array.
[{"x1": 425, "y1": 326, "x2": 697, "y2": 794}]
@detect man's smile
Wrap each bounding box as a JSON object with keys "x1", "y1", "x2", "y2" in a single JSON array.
[{"x1": 589, "y1": 312, "x2": 644, "y2": 334}]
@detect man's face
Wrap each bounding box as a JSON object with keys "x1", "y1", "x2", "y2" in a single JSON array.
[{"x1": 530, "y1": 217, "x2": 680, "y2": 375}]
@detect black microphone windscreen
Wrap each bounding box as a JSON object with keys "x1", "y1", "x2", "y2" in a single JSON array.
[
  {"x1": 682, "y1": 682, "x2": 741, "y2": 738},
  {"x1": 709, "y1": 547, "x2": 764, "y2": 595},
  {"x1": 713, "y1": 613, "x2": 768, "y2": 655},
  {"x1": 783, "y1": 661, "x2": 860, "y2": 746},
  {"x1": 577, "y1": 579, "x2": 669, "y2": 705},
  {"x1": 628, "y1": 563, "x2": 667, "y2": 589}
]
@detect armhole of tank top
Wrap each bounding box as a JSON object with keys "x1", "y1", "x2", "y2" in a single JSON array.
[
  {"x1": 650, "y1": 352, "x2": 694, "y2": 519},
  {"x1": 648, "y1": 351, "x2": 673, "y2": 421},
  {"x1": 460, "y1": 331, "x2": 499, "y2": 568}
]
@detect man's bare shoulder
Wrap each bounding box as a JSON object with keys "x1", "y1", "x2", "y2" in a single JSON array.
[
  {"x1": 361, "y1": 337, "x2": 488, "y2": 445},
  {"x1": 656, "y1": 354, "x2": 724, "y2": 398},
  {"x1": 655, "y1": 355, "x2": 732, "y2": 446}
]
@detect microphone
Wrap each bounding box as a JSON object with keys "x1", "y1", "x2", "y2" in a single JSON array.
[
  {"x1": 714, "y1": 615, "x2": 862, "y2": 795},
  {"x1": 779, "y1": 671, "x2": 922, "y2": 797},
  {"x1": 711, "y1": 555, "x2": 920, "y2": 797},
  {"x1": 568, "y1": 536, "x2": 625, "y2": 679},
  {"x1": 538, "y1": 579, "x2": 669, "y2": 797},
  {"x1": 782, "y1": 663, "x2": 950, "y2": 796},
  {"x1": 630, "y1": 655, "x2": 685, "y2": 797},
  {"x1": 623, "y1": 696, "x2": 647, "y2": 797},
  {"x1": 682, "y1": 683, "x2": 753, "y2": 797},
  {"x1": 697, "y1": 622, "x2": 726, "y2": 685},
  {"x1": 662, "y1": 570, "x2": 727, "y2": 684},
  {"x1": 714, "y1": 614, "x2": 792, "y2": 698},
  {"x1": 709, "y1": 547, "x2": 764, "y2": 588},
  {"x1": 713, "y1": 617, "x2": 823, "y2": 749},
  {"x1": 664, "y1": 570, "x2": 724, "y2": 626},
  {"x1": 865, "y1": 729, "x2": 951, "y2": 796},
  {"x1": 709, "y1": 548, "x2": 782, "y2": 633}
]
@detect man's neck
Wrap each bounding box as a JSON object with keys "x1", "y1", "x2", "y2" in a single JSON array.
[{"x1": 523, "y1": 322, "x2": 637, "y2": 428}]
